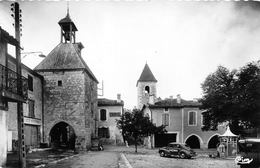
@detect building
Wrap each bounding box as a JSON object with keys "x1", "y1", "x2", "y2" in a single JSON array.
[
  {"x1": 137, "y1": 63, "x2": 157, "y2": 109},
  {"x1": 34, "y1": 10, "x2": 99, "y2": 152},
  {"x1": 137, "y1": 63, "x2": 226, "y2": 149},
  {"x1": 97, "y1": 94, "x2": 124, "y2": 145},
  {"x1": 0, "y1": 27, "x2": 28, "y2": 166},
  {"x1": 7, "y1": 55, "x2": 44, "y2": 152}
]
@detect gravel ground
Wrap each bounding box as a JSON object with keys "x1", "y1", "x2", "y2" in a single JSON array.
[
  {"x1": 125, "y1": 153, "x2": 239, "y2": 168},
  {"x1": 4, "y1": 149, "x2": 77, "y2": 168}
]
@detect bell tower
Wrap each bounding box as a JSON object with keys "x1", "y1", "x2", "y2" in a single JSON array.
[
  {"x1": 58, "y1": 6, "x2": 78, "y2": 43},
  {"x1": 137, "y1": 63, "x2": 157, "y2": 109}
]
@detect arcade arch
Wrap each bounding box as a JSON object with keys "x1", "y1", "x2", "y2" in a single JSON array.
[{"x1": 49, "y1": 122, "x2": 76, "y2": 149}]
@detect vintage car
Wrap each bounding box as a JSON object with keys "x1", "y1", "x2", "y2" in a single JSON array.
[
  {"x1": 235, "y1": 138, "x2": 260, "y2": 168},
  {"x1": 158, "y1": 142, "x2": 197, "y2": 159}
]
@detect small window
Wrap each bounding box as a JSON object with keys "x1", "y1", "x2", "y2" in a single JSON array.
[
  {"x1": 189, "y1": 111, "x2": 197, "y2": 126},
  {"x1": 162, "y1": 113, "x2": 169, "y2": 126},
  {"x1": 28, "y1": 99, "x2": 35, "y2": 118},
  {"x1": 100, "y1": 109, "x2": 107, "y2": 121},
  {"x1": 58, "y1": 80, "x2": 62, "y2": 86},
  {"x1": 164, "y1": 108, "x2": 169, "y2": 112},
  {"x1": 28, "y1": 75, "x2": 33, "y2": 91}
]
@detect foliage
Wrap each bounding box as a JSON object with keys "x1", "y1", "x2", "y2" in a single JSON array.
[
  {"x1": 116, "y1": 108, "x2": 167, "y2": 153},
  {"x1": 200, "y1": 61, "x2": 260, "y2": 135}
]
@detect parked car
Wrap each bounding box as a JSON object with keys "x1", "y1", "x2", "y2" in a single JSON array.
[
  {"x1": 158, "y1": 142, "x2": 197, "y2": 159},
  {"x1": 235, "y1": 138, "x2": 260, "y2": 168}
]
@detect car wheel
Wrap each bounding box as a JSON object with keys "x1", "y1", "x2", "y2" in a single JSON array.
[
  {"x1": 159, "y1": 151, "x2": 165, "y2": 157},
  {"x1": 179, "y1": 152, "x2": 186, "y2": 159}
]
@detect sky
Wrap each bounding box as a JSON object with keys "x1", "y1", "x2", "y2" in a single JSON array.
[{"x1": 1, "y1": 1, "x2": 260, "y2": 109}]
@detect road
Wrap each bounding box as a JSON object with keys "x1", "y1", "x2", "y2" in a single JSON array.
[
  {"x1": 45, "y1": 150, "x2": 119, "y2": 168},
  {"x1": 43, "y1": 146, "x2": 239, "y2": 168}
]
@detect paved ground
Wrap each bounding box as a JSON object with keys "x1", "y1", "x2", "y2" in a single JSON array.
[{"x1": 4, "y1": 145, "x2": 240, "y2": 168}]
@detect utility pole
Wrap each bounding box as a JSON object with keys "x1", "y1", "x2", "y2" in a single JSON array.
[{"x1": 11, "y1": 2, "x2": 26, "y2": 167}]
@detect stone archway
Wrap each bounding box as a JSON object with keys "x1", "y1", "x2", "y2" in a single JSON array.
[
  {"x1": 185, "y1": 135, "x2": 201, "y2": 149},
  {"x1": 208, "y1": 135, "x2": 220, "y2": 149},
  {"x1": 49, "y1": 122, "x2": 75, "y2": 149}
]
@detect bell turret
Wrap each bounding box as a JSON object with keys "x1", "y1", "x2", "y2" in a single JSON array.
[{"x1": 58, "y1": 8, "x2": 78, "y2": 43}]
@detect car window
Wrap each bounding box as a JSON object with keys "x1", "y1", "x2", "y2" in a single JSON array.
[{"x1": 239, "y1": 143, "x2": 259, "y2": 153}]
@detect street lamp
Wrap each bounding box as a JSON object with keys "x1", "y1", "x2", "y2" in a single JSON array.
[{"x1": 21, "y1": 51, "x2": 46, "y2": 60}]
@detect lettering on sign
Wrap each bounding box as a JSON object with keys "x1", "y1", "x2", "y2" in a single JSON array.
[
  {"x1": 109, "y1": 112, "x2": 121, "y2": 117},
  {"x1": 24, "y1": 117, "x2": 41, "y2": 125}
]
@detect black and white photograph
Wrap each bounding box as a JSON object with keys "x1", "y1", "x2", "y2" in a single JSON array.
[{"x1": 0, "y1": 0, "x2": 260, "y2": 168}]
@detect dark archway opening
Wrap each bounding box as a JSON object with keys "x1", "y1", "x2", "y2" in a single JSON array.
[
  {"x1": 49, "y1": 122, "x2": 75, "y2": 149},
  {"x1": 186, "y1": 135, "x2": 200, "y2": 149},
  {"x1": 208, "y1": 135, "x2": 220, "y2": 149},
  {"x1": 144, "y1": 86, "x2": 150, "y2": 94}
]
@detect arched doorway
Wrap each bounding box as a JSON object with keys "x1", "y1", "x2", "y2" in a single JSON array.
[
  {"x1": 49, "y1": 122, "x2": 75, "y2": 149},
  {"x1": 185, "y1": 135, "x2": 200, "y2": 149},
  {"x1": 208, "y1": 135, "x2": 220, "y2": 149}
]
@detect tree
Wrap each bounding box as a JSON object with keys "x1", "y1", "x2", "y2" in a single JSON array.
[
  {"x1": 116, "y1": 108, "x2": 167, "y2": 153},
  {"x1": 200, "y1": 61, "x2": 260, "y2": 135}
]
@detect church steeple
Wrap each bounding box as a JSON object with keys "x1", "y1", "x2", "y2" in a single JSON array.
[
  {"x1": 137, "y1": 63, "x2": 157, "y2": 109},
  {"x1": 58, "y1": 6, "x2": 78, "y2": 43}
]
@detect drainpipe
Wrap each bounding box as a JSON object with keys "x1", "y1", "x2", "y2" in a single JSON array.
[
  {"x1": 182, "y1": 109, "x2": 184, "y2": 143},
  {"x1": 41, "y1": 76, "x2": 44, "y2": 143}
]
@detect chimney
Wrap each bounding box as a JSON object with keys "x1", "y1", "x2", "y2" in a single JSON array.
[
  {"x1": 177, "y1": 94, "x2": 181, "y2": 103},
  {"x1": 117, "y1": 94, "x2": 121, "y2": 103},
  {"x1": 170, "y1": 96, "x2": 173, "y2": 100}
]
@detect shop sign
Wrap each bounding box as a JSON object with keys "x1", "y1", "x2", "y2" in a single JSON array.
[{"x1": 24, "y1": 117, "x2": 41, "y2": 125}]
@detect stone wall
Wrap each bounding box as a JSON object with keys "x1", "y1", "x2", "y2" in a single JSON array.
[
  {"x1": 137, "y1": 81, "x2": 157, "y2": 109},
  {"x1": 40, "y1": 70, "x2": 98, "y2": 151}
]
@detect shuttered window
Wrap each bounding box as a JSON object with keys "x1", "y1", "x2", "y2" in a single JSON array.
[
  {"x1": 189, "y1": 111, "x2": 197, "y2": 126},
  {"x1": 162, "y1": 113, "x2": 169, "y2": 126},
  {"x1": 100, "y1": 109, "x2": 107, "y2": 121},
  {"x1": 28, "y1": 75, "x2": 33, "y2": 91},
  {"x1": 98, "y1": 127, "x2": 109, "y2": 138},
  {"x1": 28, "y1": 99, "x2": 35, "y2": 118}
]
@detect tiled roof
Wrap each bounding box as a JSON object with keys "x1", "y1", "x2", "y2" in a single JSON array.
[
  {"x1": 137, "y1": 63, "x2": 157, "y2": 85},
  {"x1": 34, "y1": 43, "x2": 98, "y2": 83},
  {"x1": 98, "y1": 98, "x2": 124, "y2": 106},
  {"x1": 149, "y1": 98, "x2": 201, "y2": 108}
]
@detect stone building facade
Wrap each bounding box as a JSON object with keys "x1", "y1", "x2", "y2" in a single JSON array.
[
  {"x1": 7, "y1": 55, "x2": 44, "y2": 151},
  {"x1": 0, "y1": 27, "x2": 28, "y2": 166},
  {"x1": 98, "y1": 94, "x2": 124, "y2": 145},
  {"x1": 34, "y1": 12, "x2": 98, "y2": 151}
]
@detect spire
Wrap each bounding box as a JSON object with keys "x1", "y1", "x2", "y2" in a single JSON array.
[
  {"x1": 67, "y1": 1, "x2": 69, "y2": 15},
  {"x1": 137, "y1": 63, "x2": 157, "y2": 86}
]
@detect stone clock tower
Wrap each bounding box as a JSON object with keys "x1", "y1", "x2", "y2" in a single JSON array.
[{"x1": 137, "y1": 63, "x2": 157, "y2": 109}]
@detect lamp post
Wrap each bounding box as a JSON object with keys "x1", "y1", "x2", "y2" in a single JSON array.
[{"x1": 21, "y1": 51, "x2": 46, "y2": 60}]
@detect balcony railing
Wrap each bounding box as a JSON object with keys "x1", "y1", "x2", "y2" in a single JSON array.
[{"x1": 0, "y1": 64, "x2": 28, "y2": 101}]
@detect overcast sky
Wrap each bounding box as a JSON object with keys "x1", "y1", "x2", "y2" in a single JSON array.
[{"x1": 1, "y1": 1, "x2": 260, "y2": 109}]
